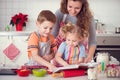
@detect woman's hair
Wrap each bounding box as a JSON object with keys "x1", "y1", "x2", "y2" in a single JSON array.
[
  {"x1": 61, "y1": 23, "x2": 84, "y2": 38},
  {"x1": 37, "y1": 10, "x2": 56, "y2": 24},
  {"x1": 60, "y1": 0, "x2": 92, "y2": 37}
]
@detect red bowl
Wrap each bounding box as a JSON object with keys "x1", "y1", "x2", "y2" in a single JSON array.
[
  {"x1": 17, "y1": 69, "x2": 30, "y2": 77},
  {"x1": 47, "y1": 70, "x2": 53, "y2": 74}
]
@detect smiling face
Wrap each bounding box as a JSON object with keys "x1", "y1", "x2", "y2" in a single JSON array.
[
  {"x1": 67, "y1": 0, "x2": 82, "y2": 16},
  {"x1": 66, "y1": 32, "x2": 81, "y2": 47},
  {"x1": 37, "y1": 20, "x2": 54, "y2": 37}
]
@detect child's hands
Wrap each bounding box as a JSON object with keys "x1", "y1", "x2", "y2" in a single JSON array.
[
  {"x1": 73, "y1": 61, "x2": 80, "y2": 64},
  {"x1": 62, "y1": 62, "x2": 69, "y2": 67},
  {"x1": 48, "y1": 64, "x2": 57, "y2": 72},
  {"x1": 73, "y1": 61, "x2": 82, "y2": 64},
  {"x1": 73, "y1": 59, "x2": 84, "y2": 64}
]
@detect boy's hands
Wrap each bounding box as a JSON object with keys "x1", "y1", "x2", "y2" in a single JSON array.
[
  {"x1": 43, "y1": 53, "x2": 54, "y2": 62},
  {"x1": 48, "y1": 64, "x2": 57, "y2": 72}
]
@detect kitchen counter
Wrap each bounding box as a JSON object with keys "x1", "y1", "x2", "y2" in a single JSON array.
[
  {"x1": 0, "y1": 75, "x2": 120, "y2": 80},
  {"x1": 96, "y1": 33, "x2": 120, "y2": 37},
  {"x1": 0, "y1": 31, "x2": 31, "y2": 36},
  {"x1": 0, "y1": 31, "x2": 120, "y2": 36},
  {"x1": 0, "y1": 74, "x2": 120, "y2": 80}
]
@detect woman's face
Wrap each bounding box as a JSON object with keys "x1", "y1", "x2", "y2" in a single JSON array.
[
  {"x1": 67, "y1": 0, "x2": 82, "y2": 16},
  {"x1": 37, "y1": 20, "x2": 54, "y2": 37}
]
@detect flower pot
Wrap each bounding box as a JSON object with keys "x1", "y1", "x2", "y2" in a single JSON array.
[{"x1": 16, "y1": 24, "x2": 23, "y2": 31}]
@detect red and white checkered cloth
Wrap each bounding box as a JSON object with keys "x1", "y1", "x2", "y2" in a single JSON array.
[
  {"x1": 3, "y1": 43, "x2": 20, "y2": 60},
  {"x1": 55, "y1": 35, "x2": 65, "y2": 48}
]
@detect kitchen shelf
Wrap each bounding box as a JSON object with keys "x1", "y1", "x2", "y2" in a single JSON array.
[
  {"x1": 0, "y1": 31, "x2": 31, "y2": 36},
  {"x1": 96, "y1": 33, "x2": 120, "y2": 37},
  {"x1": 0, "y1": 31, "x2": 120, "y2": 37}
]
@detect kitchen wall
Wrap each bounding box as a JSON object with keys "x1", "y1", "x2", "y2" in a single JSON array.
[
  {"x1": 0, "y1": 0, "x2": 60, "y2": 31},
  {"x1": 88, "y1": 0, "x2": 120, "y2": 32},
  {"x1": 0, "y1": 0, "x2": 120, "y2": 32}
]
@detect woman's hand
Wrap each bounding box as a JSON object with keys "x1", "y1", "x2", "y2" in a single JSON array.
[
  {"x1": 85, "y1": 46, "x2": 96, "y2": 63},
  {"x1": 84, "y1": 55, "x2": 93, "y2": 63},
  {"x1": 58, "y1": 28, "x2": 66, "y2": 39}
]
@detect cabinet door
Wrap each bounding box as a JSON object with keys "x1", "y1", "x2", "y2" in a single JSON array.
[
  {"x1": 0, "y1": 36, "x2": 29, "y2": 66},
  {"x1": 97, "y1": 36, "x2": 120, "y2": 45},
  {"x1": 0, "y1": 37, "x2": 9, "y2": 65}
]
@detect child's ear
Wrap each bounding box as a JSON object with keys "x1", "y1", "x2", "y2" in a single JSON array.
[
  {"x1": 79, "y1": 37, "x2": 83, "y2": 41},
  {"x1": 36, "y1": 21, "x2": 41, "y2": 27}
]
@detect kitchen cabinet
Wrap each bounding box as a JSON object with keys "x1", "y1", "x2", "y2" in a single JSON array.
[
  {"x1": 96, "y1": 34, "x2": 120, "y2": 45},
  {"x1": 0, "y1": 31, "x2": 31, "y2": 66},
  {"x1": 96, "y1": 33, "x2": 120, "y2": 61},
  {"x1": 0, "y1": 31, "x2": 31, "y2": 36},
  {"x1": 0, "y1": 32, "x2": 120, "y2": 66}
]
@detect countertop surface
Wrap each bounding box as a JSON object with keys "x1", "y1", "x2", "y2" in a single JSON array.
[
  {"x1": 0, "y1": 31, "x2": 120, "y2": 36},
  {"x1": 0, "y1": 74, "x2": 120, "y2": 80},
  {"x1": 96, "y1": 33, "x2": 120, "y2": 37},
  {"x1": 0, "y1": 31, "x2": 31, "y2": 36}
]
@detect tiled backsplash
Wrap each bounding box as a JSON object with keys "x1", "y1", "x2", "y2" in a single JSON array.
[
  {"x1": 0, "y1": 0, "x2": 120, "y2": 32},
  {"x1": 0, "y1": 0, "x2": 60, "y2": 31}
]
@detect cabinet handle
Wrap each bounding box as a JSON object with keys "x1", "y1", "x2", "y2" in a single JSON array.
[{"x1": 103, "y1": 40, "x2": 106, "y2": 44}]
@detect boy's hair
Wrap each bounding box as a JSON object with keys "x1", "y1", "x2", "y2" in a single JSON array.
[
  {"x1": 61, "y1": 23, "x2": 84, "y2": 38},
  {"x1": 37, "y1": 10, "x2": 56, "y2": 24}
]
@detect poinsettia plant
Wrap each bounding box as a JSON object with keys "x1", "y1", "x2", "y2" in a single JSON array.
[{"x1": 10, "y1": 13, "x2": 28, "y2": 27}]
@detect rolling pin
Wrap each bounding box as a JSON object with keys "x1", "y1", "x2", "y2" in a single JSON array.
[{"x1": 52, "y1": 69, "x2": 86, "y2": 78}]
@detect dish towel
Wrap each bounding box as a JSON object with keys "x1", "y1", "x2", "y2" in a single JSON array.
[{"x1": 3, "y1": 43, "x2": 20, "y2": 60}]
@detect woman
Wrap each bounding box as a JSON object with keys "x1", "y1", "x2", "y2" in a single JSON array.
[{"x1": 51, "y1": 0, "x2": 97, "y2": 63}]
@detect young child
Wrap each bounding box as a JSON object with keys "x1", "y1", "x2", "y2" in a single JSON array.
[
  {"x1": 27, "y1": 10, "x2": 57, "y2": 70},
  {"x1": 55, "y1": 23, "x2": 86, "y2": 66}
]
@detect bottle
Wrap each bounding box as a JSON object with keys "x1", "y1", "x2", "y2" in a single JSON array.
[
  {"x1": 96, "y1": 52, "x2": 109, "y2": 71},
  {"x1": 87, "y1": 66, "x2": 98, "y2": 80},
  {"x1": 5, "y1": 25, "x2": 10, "y2": 31}
]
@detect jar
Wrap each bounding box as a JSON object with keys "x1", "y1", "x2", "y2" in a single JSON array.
[
  {"x1": 115, "y1": 27, "x2": 120, "y2": 33},
  {"x1": 96, "y1": 52, "x2": 109, "y2": 67},
  {"x1": 106, "y1": 65, "x2": 120, "y2": 78},
  {"x1": 87, "y1": 66, "x2": 98, "y2": 80},
  {"x1": 96, "y1": 52, "x2": 109, "y2": 63}
]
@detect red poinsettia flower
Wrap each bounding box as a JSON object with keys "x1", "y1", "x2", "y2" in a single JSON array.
[{"x1": 10, "y1": 13, "x2": 28, "y2": 27}]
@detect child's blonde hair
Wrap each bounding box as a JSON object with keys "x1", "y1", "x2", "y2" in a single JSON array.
[
  {"x1": 61, "y1": 23, "x2": 84, "y2": 39},
  {"x1": 37, "y1": 10, "x2": 56, "y2": 24}
]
